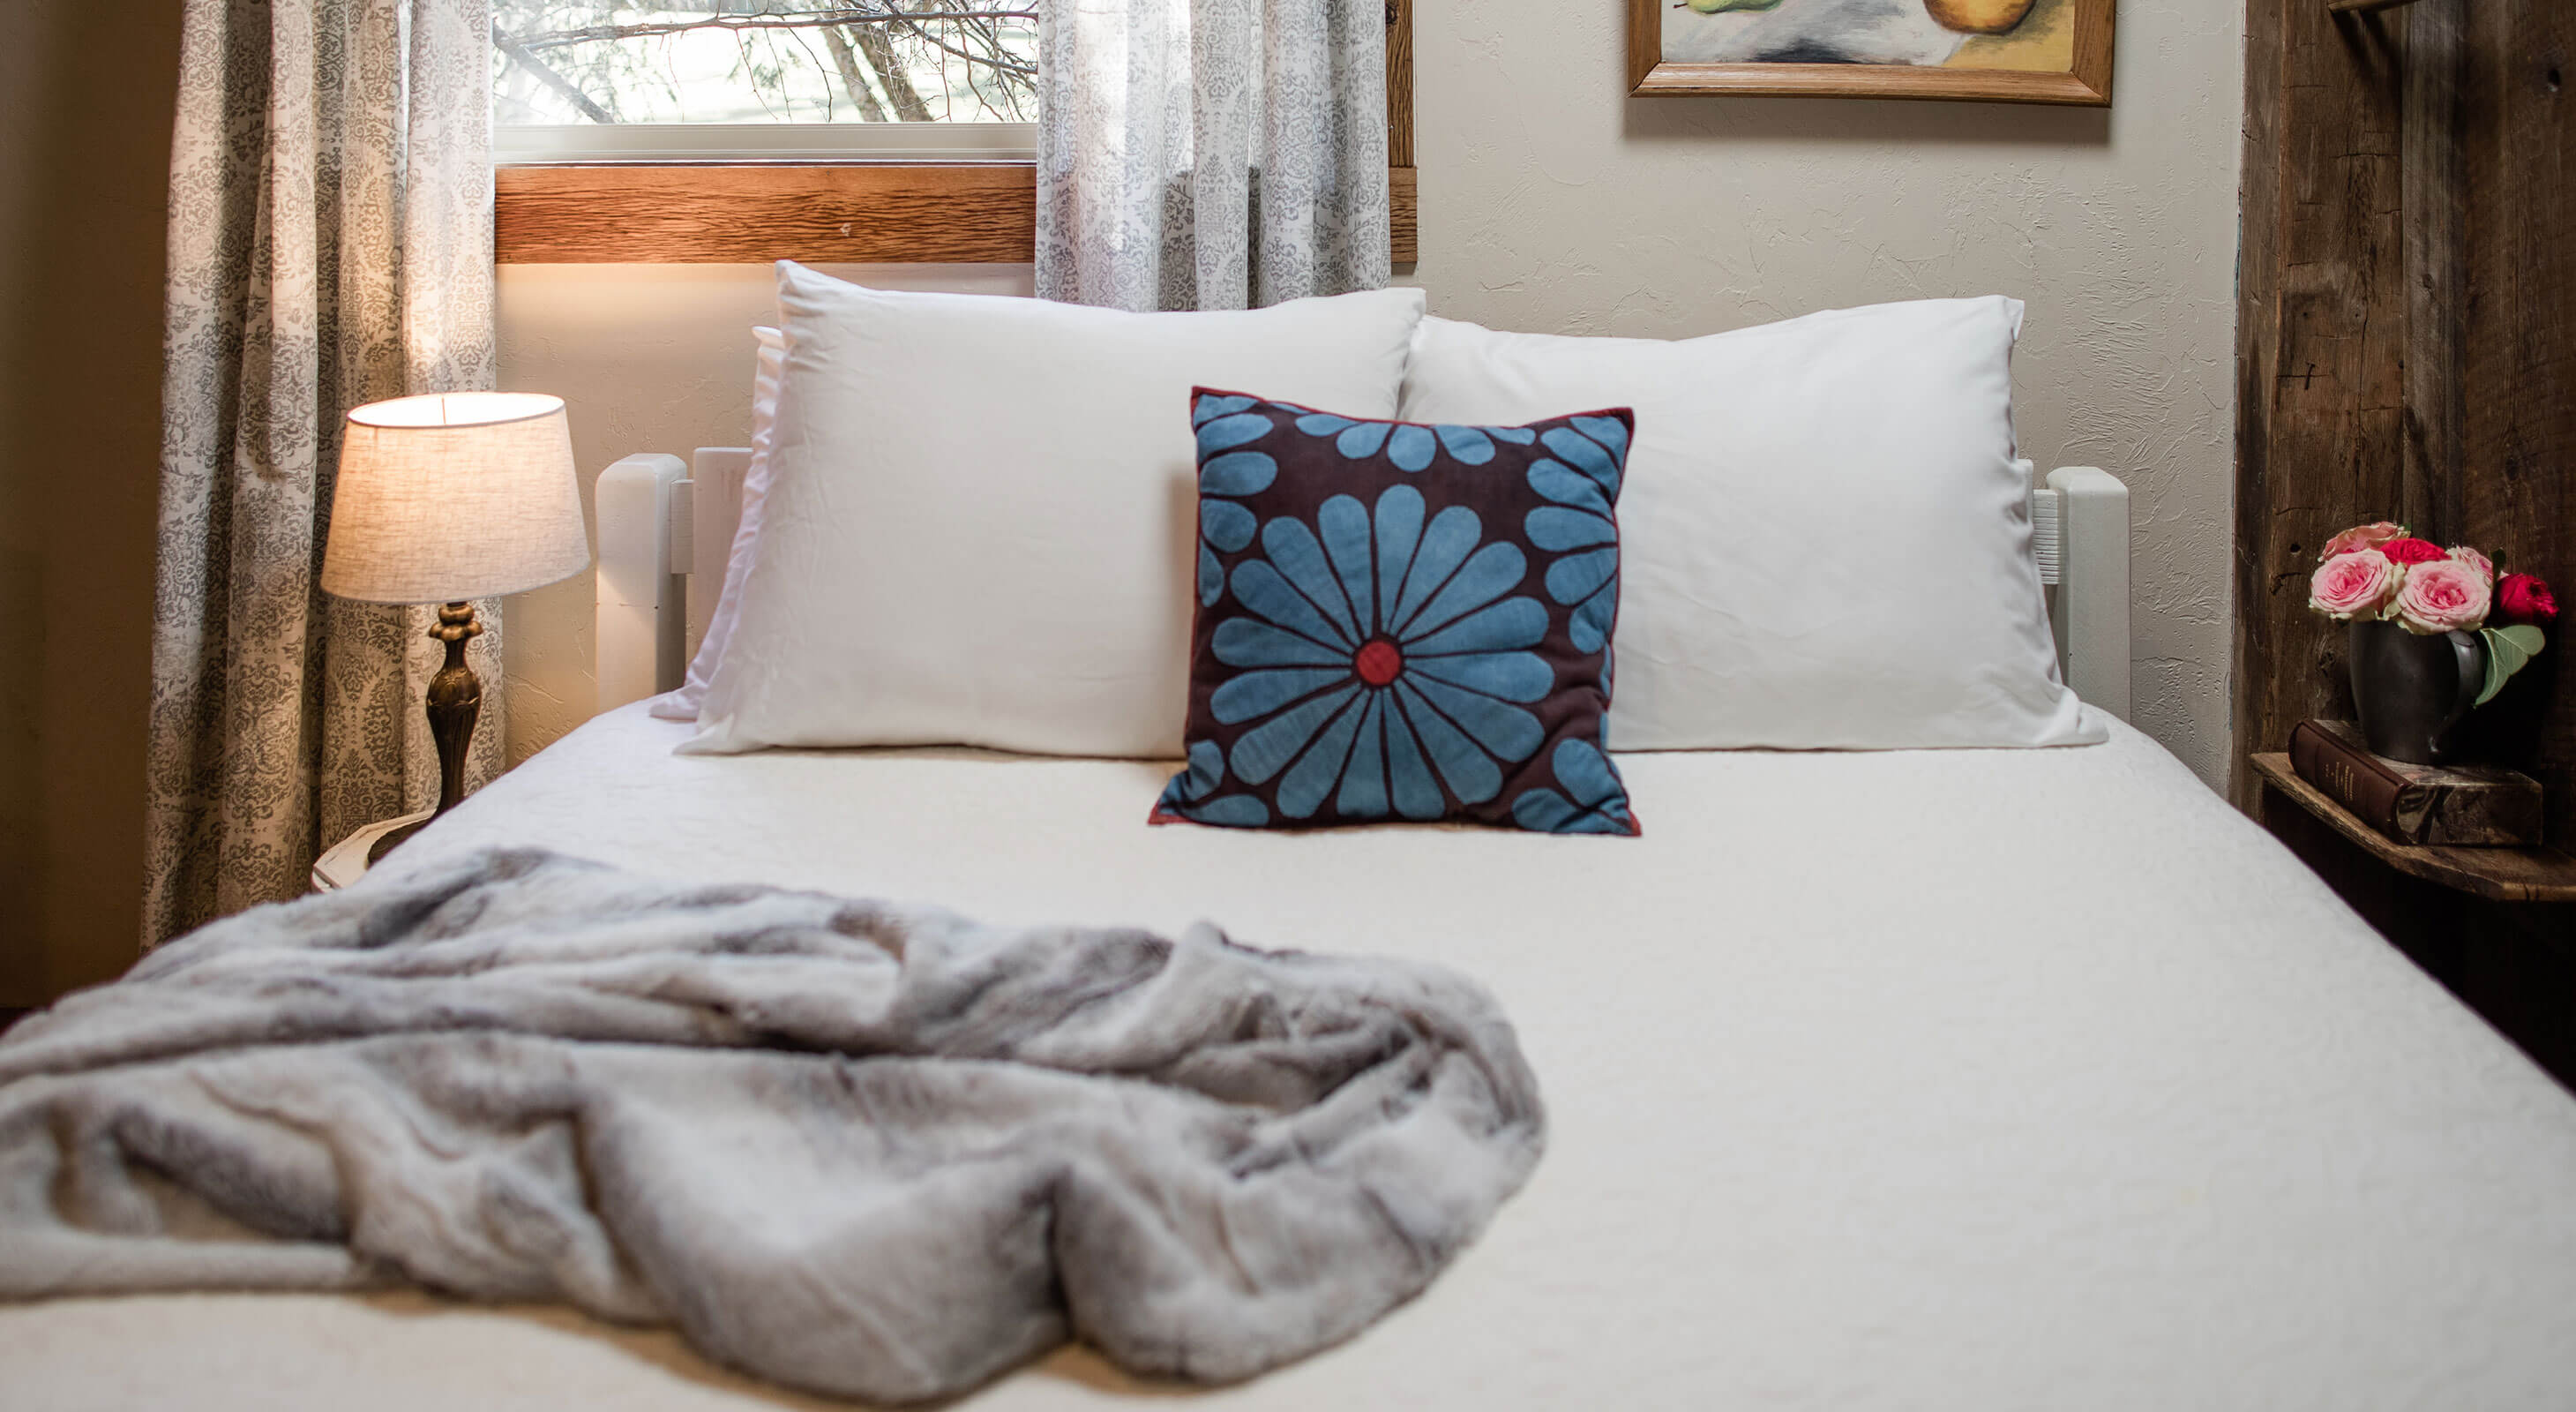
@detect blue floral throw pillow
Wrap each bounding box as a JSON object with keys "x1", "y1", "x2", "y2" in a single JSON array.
[{"x1": 1152, "y1": 388, "x2": 1640, "y2": 836}]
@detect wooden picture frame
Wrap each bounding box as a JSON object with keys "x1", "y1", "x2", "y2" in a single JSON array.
[{"x1": 1627, "y1": 0, "x2": 2113, "y2": 106}]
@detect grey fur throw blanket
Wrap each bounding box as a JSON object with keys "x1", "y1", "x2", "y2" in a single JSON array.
[{"x1": 0, "y1": 849, "x2": 1543, "y2": 1404}]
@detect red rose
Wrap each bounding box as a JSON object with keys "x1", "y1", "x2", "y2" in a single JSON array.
[
  {"x1": 2377, "y1": 537, "x2": 2449, "y2": 567},
  {"x1": 2497, "y1": 573, "x2": 2558, "y2": 626}
]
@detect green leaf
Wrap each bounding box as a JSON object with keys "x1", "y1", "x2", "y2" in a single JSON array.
[
  {"x1": 2497, "y1": 623, "x2": 2546, "y2": 656},
  {"x1": 2476, "y1": 627, "x2": 2533, "y2": 706}
]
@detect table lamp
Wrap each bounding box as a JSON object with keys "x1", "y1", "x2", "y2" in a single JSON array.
[{"x1": 322, "y1": 392, "x2": 589, "y2": 859}]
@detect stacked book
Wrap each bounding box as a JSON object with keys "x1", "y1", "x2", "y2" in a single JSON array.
[{"x1": 2288, "y1": 719, "x2": 2542, "y2": 848}]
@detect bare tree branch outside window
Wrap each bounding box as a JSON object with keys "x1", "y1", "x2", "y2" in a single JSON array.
[{"x1": 492, "y1": 3, "x2": 1037, "y2": 125}]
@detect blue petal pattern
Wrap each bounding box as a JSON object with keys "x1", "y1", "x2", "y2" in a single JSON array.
[
  {"x1": 1202, "y1": 500, "x2": 1258, "y2": 552},
  {"x1": 1198, "y1": 413, "x2": 1277, "y2": 455},
  {"x1": 1526, "y1": 506, "x2": 1616, "y2": 552},
  {"x1": 1188, "y1": 484, "x2": 1549, "y2": 821},
  {"x1": 1336, "y1": 695, "x2": 1390, "y2": 818},
  {"x1": 1337, "y1": 423, "x2": 1392, "y2": 459},
  {"x1": 1194, "y1": 394, "x2": 1257, "y2": 426},
  {"x1": 1176, "y1": 395, "x2": 1634, "y2": 835},
  {"x1": 1509, "y1": 739, "x2": 1635, "y2": 835},
  {"x1": 1521, "y1": 417, "x2": 1629, "y2": 655},
  {"x1": 1232, "y1": 686, "x2": 1362, "y2": 785},
  {"x1": 1201, "y1": 452, "x2": 1277, "y2": 497},
  {"x1": 1526, "y1": 459, "x2": 1610, "y2": 517},
  {"x1": 1569, "y1": 414, "x2": 1629, "y2": 461},
  {"x1": 1155, "y1": 740, "x2": 1272, "y2": 827},
  {"x1": 1435, "y1": 424, "x2": 1498, "y2": 464},
  {"x1": 1283, "y1": 410, "x2": 1549, "y2": 474},
  {"x1": 1192, "y1": 392, "x2": 1284, "y2": 605},
  {"x1": 1388, "y1": 424, "x2": 1437, "y2": 471}
]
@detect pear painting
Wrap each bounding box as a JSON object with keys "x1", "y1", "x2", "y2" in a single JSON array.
[{"x1": 1663, "y1": 0, "x2": 2071, "y2": 72}]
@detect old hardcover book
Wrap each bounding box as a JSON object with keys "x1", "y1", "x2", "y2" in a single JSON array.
[{"x1": 2288, "y1": 719, "x2": 2543, "y2": 848}]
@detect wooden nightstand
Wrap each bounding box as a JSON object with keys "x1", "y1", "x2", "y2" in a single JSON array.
[
  {"x1": 2255, "y1": 754, "x2": 2576, "y2": 1088},
  {"x1": 311, "y1": 809, "x2": 436, "y2": 893}
]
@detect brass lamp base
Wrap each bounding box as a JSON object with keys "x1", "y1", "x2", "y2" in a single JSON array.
[{"x1": 368, "y1": 601, "x2": 485, "y2": 864}]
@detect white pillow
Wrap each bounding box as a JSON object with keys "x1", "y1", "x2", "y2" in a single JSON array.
[
  {"x1": 687, "y1": 263, "x2": 1428, "y2": 757},
  {"x1": 648, "y1": 326, "x2": 783, "y2": 722},
  {"x1": 1397, "y1": 298, "x2": 2100, "y2": 750}
]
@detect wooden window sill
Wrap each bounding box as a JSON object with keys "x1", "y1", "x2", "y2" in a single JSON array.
[{"x1": 495, "y1": 161, "x2": 1419, "y2": 266}]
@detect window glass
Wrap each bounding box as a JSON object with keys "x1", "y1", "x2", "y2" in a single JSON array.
[{"x1": 492, "y1": 3, "x2": 1037, "y2": 125}]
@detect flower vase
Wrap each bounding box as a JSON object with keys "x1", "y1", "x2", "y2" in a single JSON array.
[{"x1": 2347, "y1": 620, "x2": 2483, "y2": 765}]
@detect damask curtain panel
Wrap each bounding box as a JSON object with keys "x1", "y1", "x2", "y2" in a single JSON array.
[
  {"x1": 147, "y1": 0, "x2": 500, "y2": 944},
  {"x1": 1037, "y1": 0, "x2": 1389, "y2": 312}
]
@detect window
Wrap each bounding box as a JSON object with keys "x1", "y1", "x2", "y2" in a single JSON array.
[
  {"x1": 490, "y1": 0, "x2": 1414, "y2": 266},
  {"x1": 492, "y1": 2, "x2": 1038, "y2": 161}
]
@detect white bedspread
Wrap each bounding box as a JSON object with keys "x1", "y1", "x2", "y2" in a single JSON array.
[{"x1": 11, "y1": 705, "x2": 2576, "y2": 1409}]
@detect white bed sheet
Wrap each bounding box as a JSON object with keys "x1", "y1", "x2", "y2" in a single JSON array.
[{"x1": 11, "y1": 705, "x2": 2576, "y2": 1410}]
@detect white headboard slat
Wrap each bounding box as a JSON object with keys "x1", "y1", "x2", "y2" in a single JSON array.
[{"x1": 595, "y1": 453, "x2": 2134, "y2": 727}]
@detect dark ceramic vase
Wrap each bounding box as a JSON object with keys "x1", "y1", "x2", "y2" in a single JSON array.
[{"x1": 2347, "y1": 619, "x2": 2483, "y2": 764}]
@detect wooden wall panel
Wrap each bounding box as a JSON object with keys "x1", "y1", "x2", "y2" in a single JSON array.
[
  {"x1": 2456, "y1": 0, "x2": 2575, "y2": 845},
  {"x1": 2230, "y1": 0, "x2": 2412, "y2": 808},
  {"x1": 2400, "y1": 0, "x2": 2465, "y2": 538},
  {"x1": 2235, "y1": 0, "x2": 2576, "y2": 848},
  {"x1": 1387, "y1": 0, "x2": 1413, "y2": 169},
  {"x1": 2228, "y1": 0, "x2": 2285, "y2": 811},
  {"x1": 1389, "y1": 166, "x2": 1418, "y2": 265}
]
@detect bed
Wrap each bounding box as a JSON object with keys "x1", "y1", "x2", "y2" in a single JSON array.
[
  {"x1": 14, "y1": 702, "x2": 2576, "y2": 1408},
  {"x1": 10, "y1": 431, "x2": 2576, "y2": 1409}
]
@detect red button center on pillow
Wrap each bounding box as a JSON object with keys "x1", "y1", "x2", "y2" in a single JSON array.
[{"x1": 1353, "y1": 638, "x2": 1404, "y2": 687}]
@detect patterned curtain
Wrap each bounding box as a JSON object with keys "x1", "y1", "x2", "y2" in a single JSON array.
[
  {"x1": 146, "y1": 0, "x2": 501, "y2": 945},
  {"x1": 1037, "y1": 0, "x2": 1389, "y2": 312}
]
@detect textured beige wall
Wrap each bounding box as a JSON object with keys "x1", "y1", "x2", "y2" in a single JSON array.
[
  {"x1": 498, "y1": 0, "x2": 2243, "y2": 787},
  {"x1": 1406, "y1": 0, "x2": 2243, "y2": 784},
  {"x1": 0, "y1": 0, "x2": 182, "y2": 1003}
]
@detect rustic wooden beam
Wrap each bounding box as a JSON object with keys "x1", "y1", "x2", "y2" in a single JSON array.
[
  {"x1": 2400, "y1": 0, "x2": 2466, "y2": 539},
  {"x1": 1386, "y1": 0, "x2": 1412, "y2": 170},
  {"x1": 2456, "y1": 0, "x2": 2575, "y2": 848},
  {"x1": 2325, "y1": 0, "x2": 2424, "y2": 14},
  {"x1": 496, "y1": 162, "x2": 1420, "y2": 266},
  {"x1": 1389, "y1": 165, "x2": 1417, "y2": 266},
  {"x1": 2229, "y1": 0, "x2": 2411, "y2": 809},
  {"x1": 495, "y1": 162, "x2": 1033, "y2": 263},
  {"x1": 2229, "y1": 0, "x2": 2289, "y2": 812}
]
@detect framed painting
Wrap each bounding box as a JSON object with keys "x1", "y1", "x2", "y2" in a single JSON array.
[{"x1": 1628, "y1": 0, "x2": 2113, "y2": 106}]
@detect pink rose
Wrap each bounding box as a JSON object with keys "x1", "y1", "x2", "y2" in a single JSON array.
[
  {"x1": 2447, "y1": 545, "x2": 2495, "y2": 582},
  {"x1": 2393, "y1": 559, "x2": 2492, "y2": 635},
  {"x1": 2309, "y1": 551, "x2": 2402, "y2": 621},
  {"x1": 2378, "y1": 537, "x2": 2450, "y2": 567},
  {"x1": 2497, "y1": 573, "x2": 2558, "y2": 626},
  {"x1": 2319, "y1": 522, "x2": 2403, "y2": 560}
]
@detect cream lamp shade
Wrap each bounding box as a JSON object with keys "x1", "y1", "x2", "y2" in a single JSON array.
[{"x1": 322, "y1": 392, "x2": 590, "y2": 605}]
